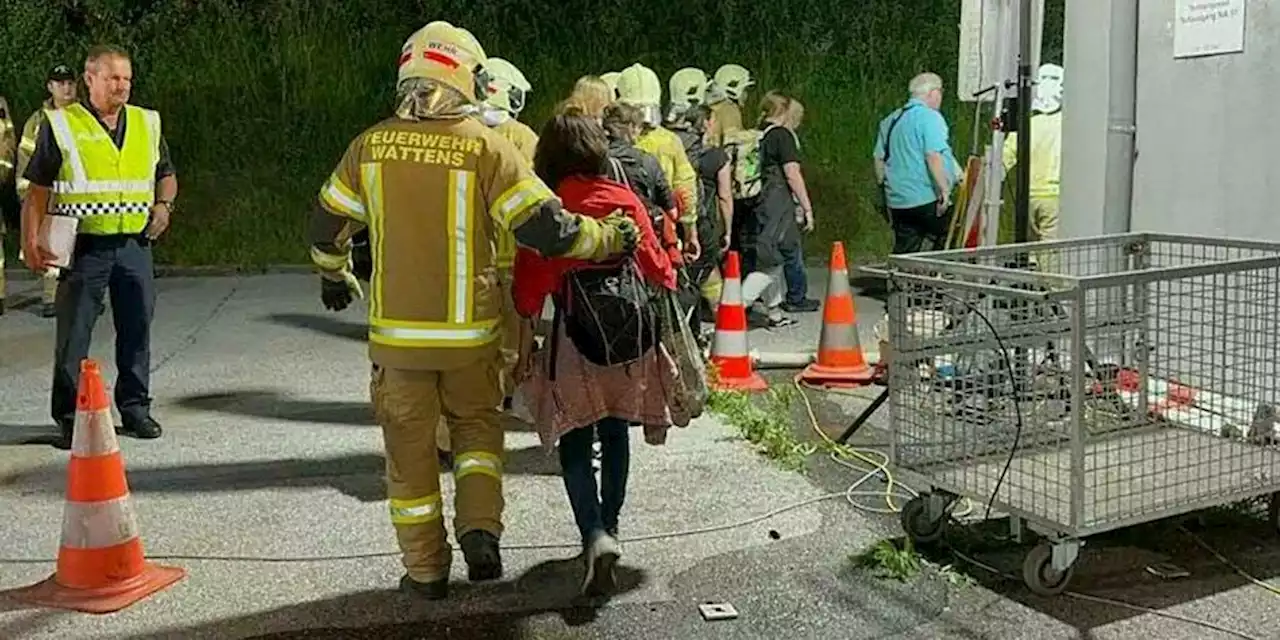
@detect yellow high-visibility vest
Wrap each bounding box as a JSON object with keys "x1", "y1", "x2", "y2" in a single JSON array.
[{"x1": 47, "y1": 103, "x2": 160, "y2": 235}]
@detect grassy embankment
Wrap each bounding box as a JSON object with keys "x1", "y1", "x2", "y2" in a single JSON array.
[{"x1": 0, "y1": 0, "x2": 1062, "y2": 269}]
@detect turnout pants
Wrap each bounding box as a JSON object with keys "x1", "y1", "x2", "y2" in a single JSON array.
[
  {"x1": 371, "y1": 350, "x2": 506, "y2": 583},
  {"x1": 52, "y1": 235, "x2": 155, "y2": 426}
]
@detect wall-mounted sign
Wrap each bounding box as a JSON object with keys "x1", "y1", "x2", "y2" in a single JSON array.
[{"x1": 1174, "y1": 0, "x2": 1247, "y2": 58}]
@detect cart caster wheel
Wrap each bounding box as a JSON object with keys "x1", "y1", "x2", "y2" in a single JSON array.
[
  {"x1": 900, "y1": 496, "x2": 946, "y2": 544},
  {"x1": 1022, "y1": 543, "x2": 1075, "y2": 596}
]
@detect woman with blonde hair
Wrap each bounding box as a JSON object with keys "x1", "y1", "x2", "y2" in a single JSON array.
[
  {"x1": 559, "y1": 75, "x2": 615, "y2": 119},
  {"x1": 738, "y1": 91, "x2": 814, "y2": 328}
]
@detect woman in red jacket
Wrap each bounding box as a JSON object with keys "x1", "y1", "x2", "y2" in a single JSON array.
[{"x1": 512, "y1": 108, "x2": 684, "y2": 599}]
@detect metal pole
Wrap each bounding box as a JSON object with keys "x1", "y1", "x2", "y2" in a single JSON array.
[{"x1": 1015, "y1": 0, "x2": 1033, "y2": 245}]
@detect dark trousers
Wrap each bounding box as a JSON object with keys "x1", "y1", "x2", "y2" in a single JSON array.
[
  {"x1": 558, "y1": 417, "x2": 630, "y2": 544},
  {"x1": 52, "y1": 235, "x2": 155, "y2": 426},
  {"x1": 890, "y1": 201, "x2": 952, "y2": 255},
  {"x1": 780, "y1": 242, "x2": 808, "y2": 304}
]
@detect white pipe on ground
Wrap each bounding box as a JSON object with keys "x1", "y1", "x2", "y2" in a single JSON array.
[{"x1": 751, "y1": 350, "x2": 816, "y2": 369}]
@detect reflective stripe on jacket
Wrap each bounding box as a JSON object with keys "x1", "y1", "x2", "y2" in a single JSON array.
[
  {"x1": 313, "y1": 116, "x2": 556, "y2": 371},
  {"x1": 491, "y1": 118, "x2": 538, "y2": 268},
  {"x1": 636, "y1": 126, "x2": 698, "y2": 224},
  {"x1": 48, "y1": 103, "x2": 160, "y2": 235},
  {"x1": 16, "y1": 102, "x2": 54, "y2": 200},
  {"x1": 0, "y1": 96, "x2": 14, "y2": 186}
]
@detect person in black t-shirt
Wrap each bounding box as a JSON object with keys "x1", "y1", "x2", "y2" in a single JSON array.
[{"x1": 739, "y1": 92, "x2": 814, "y2": 329}]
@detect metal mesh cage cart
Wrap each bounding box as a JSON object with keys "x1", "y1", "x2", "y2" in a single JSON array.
[{"x1": 869, "y1": 233, "x2": 1280, "y2": 595}]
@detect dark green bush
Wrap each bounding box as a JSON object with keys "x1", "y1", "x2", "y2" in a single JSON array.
[{"x1": 0, "y1": 0, "x2": 1062, "y2": 267}]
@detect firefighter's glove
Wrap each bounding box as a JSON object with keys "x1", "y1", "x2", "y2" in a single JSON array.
[
  {"x1": 320, "y1": 270, "x2": 364, "y2": 312},
  {"x1": 599, "y1": 212, "x2": 639, "y2": 258}
]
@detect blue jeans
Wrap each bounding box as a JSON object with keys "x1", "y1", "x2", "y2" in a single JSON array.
[
  {"x1": 558, "y1": 417, "x2": 630, "y2": 545},
  {"x1": 781, "y1": 243, "x2": 809, "y2": 305}
]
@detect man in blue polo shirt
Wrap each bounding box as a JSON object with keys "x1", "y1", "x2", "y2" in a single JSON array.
[{"x1": 873, "y1": 72, "x2": 961, "y2": 254}]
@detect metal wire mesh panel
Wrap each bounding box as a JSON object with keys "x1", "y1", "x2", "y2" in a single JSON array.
[{"x1": 883, "y1": 233, "x2": 1280, "y2": 537}]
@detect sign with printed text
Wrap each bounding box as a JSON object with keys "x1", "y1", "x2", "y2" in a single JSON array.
[
  {"x1": 957, "y1": 0, "x2": 1044, "y2": 102},
  {"x1": 1174, "y1": 0, "x2": 1247, "y2": 58}
]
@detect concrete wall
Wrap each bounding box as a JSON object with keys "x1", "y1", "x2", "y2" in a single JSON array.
[
  {"x1": 1131, "y1": 0, "x2": 1280, "y2": 238},
  {"x1": 1062, "y1": 0, "x2": 1280, "y2": 240}
]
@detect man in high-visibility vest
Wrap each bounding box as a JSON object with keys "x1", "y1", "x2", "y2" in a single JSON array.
[
  {"x1": 14, "y1": 64, "x2": 79, "y2": 318},
  {"x1": 0, "y1": 92, "x2": 15, "y2": 316},
  {"x1": 309, "y1": 21, "x2": 636, "y2": 600},
  {"x1": 21, "y1": 45, "x2": 176, "y2": 450}
]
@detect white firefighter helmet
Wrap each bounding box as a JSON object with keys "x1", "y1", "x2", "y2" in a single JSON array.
[
  {"x1": 711, "y1": 63, "x2": 754, "y2": 103},
  {"x1": 668, "y1": 67, "x2": 710, "y2": 110},
  {"x1": 397, "y1": 21, "x2": 490, "y2": 103},
  {"x1": 616, "y1": 63, "x2": 662, "y2": 106},
  {"x1": 1033, "y1": 63, "x2": 1064, "y2": 114},
  {"x1": 484, "y1": 57, "x2": 532, "y2": 115},
  {"x1": 600, "y1": 72, "x2": 622, "y2": 101}
]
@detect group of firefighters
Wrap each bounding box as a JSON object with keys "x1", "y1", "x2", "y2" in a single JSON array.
[
  {"x1": 0, "y1": 14, "x2": 1063, "y2": 600},
  {"x1": 304, "y1": 21, "x2": 794, "y2": 598}
]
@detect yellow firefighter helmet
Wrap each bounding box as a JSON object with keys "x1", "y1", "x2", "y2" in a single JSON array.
[
  {"x1": 600, "y1": 71, "x2": 622, "y2": 100},
  {"x1": 484, "y1": 57, "x2": 532, "y2": 115},
  {"x1": 616, "y1": 63, "x2": 662, "y2": 106},
  {"x1": 668, "y1": 67, "x2": 709, "y2": 109},
  {"x1": 397, "y1": 21, "x2": 490, "y2": 103},
  {"x1": 711, "y1": 63, "x2": 754, "y2": 103}
]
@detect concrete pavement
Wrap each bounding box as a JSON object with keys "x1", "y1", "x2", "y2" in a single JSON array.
[{"x1": 0, "y1": 269, "x2": 1277, "y2": 639}]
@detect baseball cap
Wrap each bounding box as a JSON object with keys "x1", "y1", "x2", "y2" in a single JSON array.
[{"x1": 48, "y1": 64, "x2": 75, "y2": 82}]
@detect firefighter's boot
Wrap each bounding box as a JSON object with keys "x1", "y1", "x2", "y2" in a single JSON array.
[{"x1": 460, "y1": 530, "x2": 502, "y2": 582}]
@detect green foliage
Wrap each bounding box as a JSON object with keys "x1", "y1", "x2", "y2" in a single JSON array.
[
  {"x1": 708, "y1": 385, "x2": 815, "y2": 471},
  {"x1": 853, "y1": 537, "x2": 923, "y2": 582},
  {"x1": 0, "y1": 0, "x2": 1064, "y2": 267}
]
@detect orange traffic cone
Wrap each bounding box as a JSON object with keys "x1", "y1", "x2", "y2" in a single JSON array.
[
  {"x1": 710, "y1": 251, "x2": 767, "y2": 391},
  {"x1": 800, "y1": 242, "x2": 877, "y2": 387},
  {"x1": 8, "y1": 359, "x2": 185, "y2": 614}
]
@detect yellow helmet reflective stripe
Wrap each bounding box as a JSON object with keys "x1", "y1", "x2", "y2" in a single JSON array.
[
  {"x1": 484, "y1": 57, "x2": 531, "y2": 115},
  {"x1": 668, "y1": 67, "x2": 709, "y2": 109},
  {"x1": 711, "y1": 63, "x2": 754, "y2": 103},
  {"x1": 616, "y1": 63, "x2": 662, "y2": 106},
  {"x1": 397, "y1": 22, "x2": 489, "y2": 102}
]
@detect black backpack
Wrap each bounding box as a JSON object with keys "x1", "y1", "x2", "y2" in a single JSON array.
[{"x1": 550, "y1": 158, "x2": 662, "y2": 371}]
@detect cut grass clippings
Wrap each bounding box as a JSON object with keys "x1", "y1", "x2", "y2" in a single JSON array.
[{"x1": 707, "y1": 385, "x2": 816, "y2": 473}]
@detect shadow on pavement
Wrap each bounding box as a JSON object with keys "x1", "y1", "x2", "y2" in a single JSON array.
[
  {"x1": 174, "y1": 390, "x2": 375, "y2": 426},
  {"x1": 0, "y1": 425, "x2": 60, "y2": 447},
  {"x1": 263, "y1": 313, "x2": 367, "y2": 341},
  {"x1": 780, "y1": 368, "x2": 1280, "y2": 638},
  {"x1": 16, "y1": 446, "x2": 564, "y2": 502},
  {"x1": 117, "y1": 559, "x2": 648, "y2": 640},
  {"x1": 173, "y1": 390, "x2": 540, "y2": 436}
]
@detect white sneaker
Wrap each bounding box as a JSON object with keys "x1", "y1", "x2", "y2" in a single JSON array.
[{"x1": 581, "y1": 533, "x2": 621, "y2": 597}]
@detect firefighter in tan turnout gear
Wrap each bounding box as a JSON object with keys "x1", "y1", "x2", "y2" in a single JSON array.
[
  {"x1": 478, "y1": 55, "x2": 538, "y2": 412},
  {"x1": 308, "y1": 21, "x2": 638, "y2": 600}
]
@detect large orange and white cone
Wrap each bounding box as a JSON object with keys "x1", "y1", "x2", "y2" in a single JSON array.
[
  {"x1": 710, "y1": 251, "x2": 767, "y2": 391},
  {"x1": 7, "y1": 359, "x2": 185, "y2": 614},
  {"x1": 800, "y1": 242, "x2": 877, "y2": 387}
]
